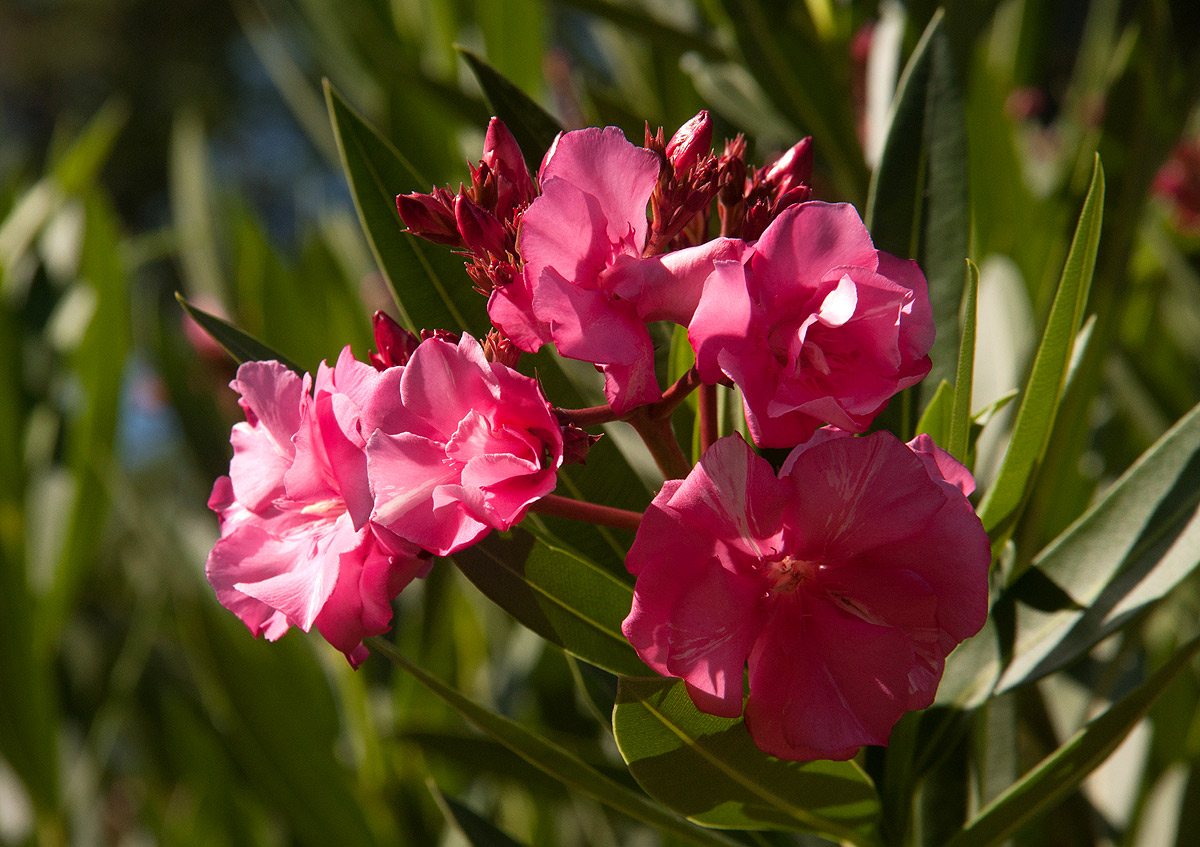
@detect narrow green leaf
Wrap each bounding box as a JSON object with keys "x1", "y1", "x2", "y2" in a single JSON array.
[
  {"x1": 452, "y1": 529, "x2": 649, "y2": 677},
  {"x1": 457, "y1": 48, "x2": 563, "y2": 173},
  {"x1": 949, "y1": 261, "x2": 979, "y2": 463},
  {"x1": 938, "y1": 395, "x2": 1200, "y2": 710},
  {"x1": 555, "y1": 0, "x2": 726, "y2": 60},
  {"x1": 51, "y1": 98, "x2": 129, "y2": 195},
  {"x1": 865, "y1": 10, "x2": 970, "y2": 391},
  {"x1": 175, "y1": 293, "x2": 302, "y2": 374},
  {"x1": 976, "y1": 157, "x2": 1104, "y2": 550},
  {"x1": 718, "y1": 0, "x2": 867, "y2": 201},
  {"x1": 943, "y1": 637, "x2": 1200, "y2": 847},
  {"x1": 363, "y1": 637, "x2": 746, "y2": 847},
  {"x1": 431, "y1": 786, "x2": 530, "y2": 847},
  {"x1": 614, "y1": 677, "x2": 879, "y2": 843},
  {"x1": 324, "y1": 81, "x2": 488, "y2": 336},
  {"x1": 915, "y1": 380, "x2": 953, "y2": 446}
]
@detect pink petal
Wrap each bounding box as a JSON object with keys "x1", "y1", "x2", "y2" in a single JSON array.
[
  {"x1": 227, "y1": 361, "x2": 306, "y2": 511},
  {"x1": 689, "y1": 259, "x2": 758, "y2": 385},
  {"x1": 537, "y1": 126, "x2": 660, "y2": 252},
  {"x1": 609, "y1": 238, "x2": 746, "y2": 325},
  {"x1": 487, "y1": 271, "x2": 551, "y2": 352},
  {"x1": 750, "y1": 202, "x2": 878, "y2": 311},
  {"x1": 907, "y1": 433, "x2": 976, "y2": 496}
]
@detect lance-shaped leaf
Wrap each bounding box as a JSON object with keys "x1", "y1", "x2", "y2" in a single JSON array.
[
  {"x1": 865, "y1": 10, "x2": 970, "y2": 393},
  {"x1": 457, "y1": 48, "x2": 563, "y2": 173},
  {"x1": 949, "y1": 260, "x2": 979, "y2": 464},
  {"x1": 613, "y1": 677, "x2": 880, "y2": 844},
  {"x1": 452, "y1": 529, "x2": 649, "y2": 678},
  {"x1": 938, "y1": 395, "x2": 1200, "y2": 710},
  {"x1": 915, "y1": 380, "x2": 954, "y2": 446},
  {"x1": 976, "y1": 157, "x2": 1104, "y2": 552},
  {"x1": 324, "y1": 81, "x2": 488, "y2": 337},
  {"x1": 430, "y1": 784, "x2": 530, "y2": 847},
  {"x1": 175, "y1": 293, "x2": 301, "y2": 374},
  {"x1": 363, "y1": 637, "x2": 745, "y2": 847},
  {"x1": 943, "y1": 636, "x2": 1200, "y2": 847}
]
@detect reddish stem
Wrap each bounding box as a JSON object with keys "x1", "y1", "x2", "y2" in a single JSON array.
[
  {"x1": 529, "y1": 494, "x2": 642, "y2": 532},
  {"x1": 553, "y1": 404, "x2": 621, "y2": 427},
  {"x1": 699, "y1": 383, "x2": 718, "y2": 453}
]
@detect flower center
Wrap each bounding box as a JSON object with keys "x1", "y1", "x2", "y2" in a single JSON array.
[{"x1": 764, "y1": 555, "x2": 822, "y2": 595}]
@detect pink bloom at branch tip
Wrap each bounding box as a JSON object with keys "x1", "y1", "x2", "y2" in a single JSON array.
[{"x1": 622, "y1": 430, "x2": 989, "y2": 761}]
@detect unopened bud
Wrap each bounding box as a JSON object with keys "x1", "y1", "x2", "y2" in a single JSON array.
[
  {"x1": 454, "y1": 195, "x2": 508, "y2": 258},
  {"x1": 482, "y1": 118, "x2": 535, "y2": 207},
  {"x1": 397, "y1": 192, "x2": 462, "y2": 246},
  {"x1": 482, "y1": 329, "x2": 521, "y2": 369},
  {"x1": 666, "y1": 110, "x2": 713, "y2": 178},
  {"x1": 764, "y1": 136, "x2": 813, "y2": 198},
  {"x1": 561, "y1": 424, "x2": 602, "y2": 466},
  {"x1": 370, "y1": 310, "x2": 422, "y2": 370}
]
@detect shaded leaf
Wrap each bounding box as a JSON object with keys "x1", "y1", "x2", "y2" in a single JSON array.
[
  {"x1": 614, "y1": 676, "x2": 880, "y2": 842},
  {"x1": 324, "y1": 81, "x2": 488, "y2": 336},
  {"x1": 915, "y1": 380, "x2": 954, "y2": 446},
  {"x1": 363, "y1": 637, "x2": 745, "y2": 847},
  {"x1": 949, "y1": 260, "x2": 979, "y2": 463},
  {"x1": 457, "y1": 48, "x2": 563, "y2": 173},
  {"x1": 452, "y1": 529, "x2": 649, "y2": 677},
  {"x1": 431, "y1": 785, "x2": 531, "y2": 847},
  {"x1": 175, "y1": 293, "x2": 302, "y2": 374}
]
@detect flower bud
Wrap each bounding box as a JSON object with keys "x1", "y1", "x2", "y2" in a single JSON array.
[
  {"x1": 396, "y1": 192, "x2": 462, "y2": 246},
  {"x1": 482, "y1": 118, "x2": 535, "y2": 208},
  {"x1": 370, "y1": 310, "x2": 421, "y2": 370},
  {"x1": 454, "y1": 195, "x2": 508, "y2": 258},
  {"x1": 666, "y1": 110, "x2": 713, "y2": 178},
  {"x1": 764, "y1": 136, "x2": 813, "y2": 198}
]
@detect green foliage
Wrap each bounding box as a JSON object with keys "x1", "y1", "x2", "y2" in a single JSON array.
[{"x1": 8, "y1": 2, "x2": 1200, "y2": 846}]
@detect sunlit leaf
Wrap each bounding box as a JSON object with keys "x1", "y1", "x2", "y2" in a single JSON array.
[
  {"x1": 614, "y1": 677, "x2": 879, "y2": 842},
  {"x1": 976, "y1": 157, "x2": 1105, "y2": 554},
  {"x1": 943, "y1": 636, "x2": 1200, "y2": 847},
  {"x1": 949, "y1": 261, "x2": 979, "y2": 464},
  {"x1": 939, "y1": 395, "x2": 1200, "y2": 709}
]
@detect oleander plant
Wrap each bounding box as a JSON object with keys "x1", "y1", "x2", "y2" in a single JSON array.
[{"x1": 5, "y1": 2, "x2": 1200, "y2": 846}]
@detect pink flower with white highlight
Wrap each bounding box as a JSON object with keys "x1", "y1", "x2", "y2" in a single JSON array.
[
  {"x1": 622, "y1": 431, "x2": 988, "y2": 761},
  {"x1": 366, "y1": 333, "x2": 564, "y2": 557},
  {"x1": 205, "y1": 354, "x2": 429, "y2": 667},
  {"x1": 488, "y1": 125, "x2": 741, "y2": 414},
  {"x1": 689, "y1": 201, "x2": 934, "y2": 447}
]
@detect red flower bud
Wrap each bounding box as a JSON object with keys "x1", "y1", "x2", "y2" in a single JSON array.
[
  {"x1": 454, "y1": 195, "x2": 508, "y2": 258},
  {"x1": 764, "y1": 136, "x2": 813, "y2": 198},
  {"x1": 666, "y1": 110, "x2": 713, "y2": 178},
  {"x1": 396, "y1": 192, "x2": 462, "y2": 246},
  {"x1": 482, "y1": 118, "x2": 535, "y2": 209},
  {"x1": 370, "y1": 310, "x2": 422, "y2": 370}
]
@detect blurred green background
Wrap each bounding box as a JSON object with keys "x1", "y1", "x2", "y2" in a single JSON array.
[{"x1": 4, "y1": 1, "x2": 1200, "y2": 845}]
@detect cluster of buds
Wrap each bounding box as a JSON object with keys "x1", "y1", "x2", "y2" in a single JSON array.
[
  {"x1": 396, "y1": 118, "x2": 536, "y2": 294},
  {"x1": 643, "y1": 111, "x2": 720, "y2": 253},
  {"x1": 717, "y1": 134, "x2": 813, "y2": 241}
]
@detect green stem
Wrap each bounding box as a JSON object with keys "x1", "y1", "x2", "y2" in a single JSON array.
[{"x1": 529, "y1": 494, "x2": 642, "y2": 532}]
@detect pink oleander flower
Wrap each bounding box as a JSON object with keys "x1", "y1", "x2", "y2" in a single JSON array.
[
  {"x1": 488, "y1": 123, "x2": 741, "y2": 415},
  {"x1": 622, "y1": 430, "x2": 989, "y2": 761},
  {"x1": 690, "y1": 201, "x2": 933, "y2": 447},
  {"x1": 206, "y1": 354, "x2": 430, "y2": 667},
  {"x1": 366, "y1": 333, "x2": 564, "y2": 557}
]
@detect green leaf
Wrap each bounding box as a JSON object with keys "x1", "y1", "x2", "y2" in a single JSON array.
[
  {"x1": 718, "y1": 0, "x2": 867, "y2": 201},
  {"x1": 949, "y1": 260, "x2": 979, "y2": 463},
  {"x1": 915, "y1": 380, "x2": 953, "y2": 446},
  {"x1": 175, "y1": 293, "x2": 302, "y2": 374},
  {"x1": 938, "y1": 395, "x2": 1200, "y2": 710},
  {"x1": 614, "y1": 677, "x2": 880, "y2": 843},
  {"x1": 324, "y1": 80, "x2": 488, "y2": 337},
  {"x1": 942, "y1": 636, "x2": 1200, "y2": 847},
  {"x1": 457, "y1": 48, "x2": 563, "y2": 174},
  {"x1": 865, "y1": 10, "x2": 970, "y2": 392},
  {"x1": 430, "y1": 786, "x2": 530, "y2": 847},
  {"x1": 452, "y1": 529, "x2": 649, "y2": 677},
  {"x1": 976, "y1": 157, "x2": 1105, "y2": 552},
  {"x1": 363, "y1": 637, "x2": 746, "y2": 847}
]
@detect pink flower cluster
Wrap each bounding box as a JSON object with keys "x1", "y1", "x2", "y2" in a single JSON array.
[
  {"x1": 206, "y1": 320, "x2": 563, "y2": 665},
  {"x1": 206, "y1": 109, "x2": 989, "y2": 763}
]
